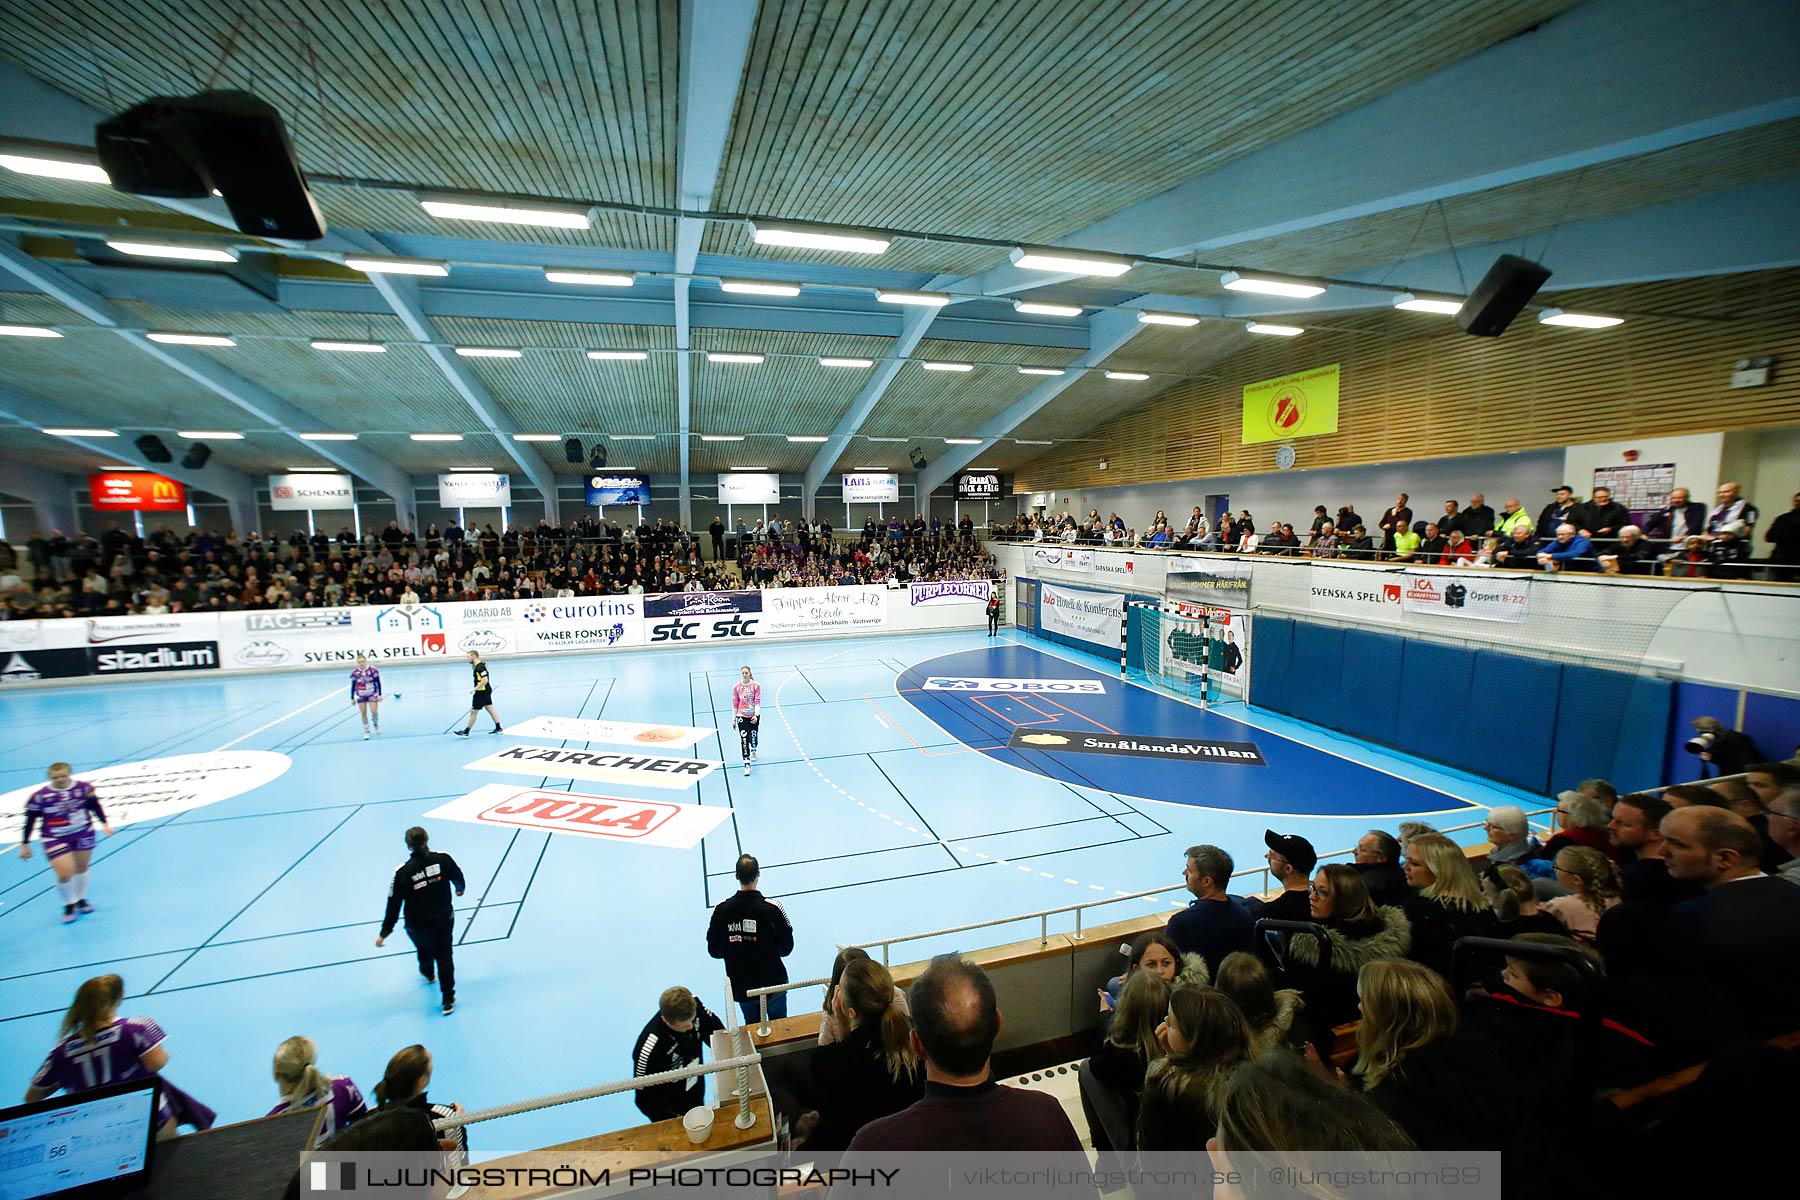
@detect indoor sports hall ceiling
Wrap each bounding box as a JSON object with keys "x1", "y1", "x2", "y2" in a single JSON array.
[{"x1": 0, "y1": 0, "x2": 1796, "y2": 505}]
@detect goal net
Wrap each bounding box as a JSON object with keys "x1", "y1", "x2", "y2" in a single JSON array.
[{"x1": 1129, "y1": 602, "x2": 1251, "y2": 707}]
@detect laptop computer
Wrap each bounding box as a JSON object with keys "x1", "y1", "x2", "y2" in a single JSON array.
[{"x1": 0, "y1": 1077, "x2": 161, "y2": 1200}]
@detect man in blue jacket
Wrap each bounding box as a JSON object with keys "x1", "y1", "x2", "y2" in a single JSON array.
[
  {"x1": 1536, "y1": 523, "x2": 1594, "y2": 571},
  {"x1": 1165, "y1": 844, "x2": 1255, "y2": 975}
]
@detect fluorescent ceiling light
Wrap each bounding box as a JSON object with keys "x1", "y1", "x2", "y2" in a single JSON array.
[
  {"x1": 98, "y1": 464, "x2": 141, "y2": 470},
  {"x1": 1104, "y1": 371, "x2": 1150, "y2": 380},
  {"x1": 966, "y1": 465, "x2": 998, "y2": 470},
  {"x1": 107, "y1": 240, "x2": 237, "y2": 263},
  {"x1": 707, "y1": 353, "x2": 764, "y2": 364},
  {"x1": 42, "y1": 427, "x2": 116, "y2": 437},
  {"x1": 511, "y1": 433, "x2": 560, "y2": 442},
  {"x1": 1013, "y1": 439, "x2": 1054, "y2": 445},
  {"x1": 851, "y1": 466, "x2": 888, "y2": 471},
  {"x1": 701, "y1": 435, "x2": 745, "y2": 442},
  {"x1": 300, "y1": 432, "x2": 358, "y2": 441},
  {"x1": 410, "y1": 433, "x2": 464, "y2": 441},
  {"x1": 944, "y1": 438, "x2": 982, "y2": 445},
  {"x1": 1009, "y1": 247, "x2": 1132, "y2": 277},
  {"x1": 454, "y1": 346, "x2": 522, "y2": 358},
  {"x1": 786, "y1": 435, "x2": 829, "y2": 443},
  {"x1": 749, "y1": 222, "x2": 890, "y2": 255},
  {"x1": 1014, "y1": 301, "x2": 1083, "y2": 317},
  {"x1": 419, "y1": 197, "x2": 592, "y2": 230},
  {"x1": 921, "y1": 361, "x2": 971, "y2": 372},
  {"x1": 311, "y1": 340, "x2": 386, "y2": 353},
  {"x1": 876, "y1": 290, "x2": 950, "y2": 307},
  {"x1": 146, "y1": 332, "x2": 235, "y2": 346},
  {"x1": 819, "y1": 357, "x2": 873, "y2": 368},
  {"x1": 450, "y1": 466, "x2": 494, "y2": 472},
  {"x1": 1018, "y1": 367, "x2": 1066, "y2": 376},
  {"x1": 285, "y1": 467, "x2": 340, "y2": 472},
  {"x1": 0, "y1": 324, "x2": 63, "y2": 338},
  {"x1": 177, "y1": 430, "x2": 244, "y2": 439},
  {"x1": 864, "y1": 437, "x2": 909, "y2": 443},
  {"x1": 1245, "y1": 322, "x2": 1304, "y2": 337},
  {"x1": 1391, "y1": 293, "x2": 1464, "y2": 315},
  {"x1": 1137, "y1": 311, "x2": 1199, "y2": 327},
  {"x1": 344, "y1": 256, "x2": 449, "y2": 277},
  {"x1": 1537, "y1": 308, "x2": 1624, "y2": 328},
  {"x1": 719, "y1": 279, "x2": 800, "y2": 297},
  {"x1": 0, "y1": 153, "x2": 110, "y2": 184},
  {"x1": 609, "y1": 434, "x2": 656, "y2": 440},
  {"x1": 545, "y1": 269, "x2": 633, "y2": 287},
  {"x1": 728, "y1": 466, "x2": 769, "y2": 472},
  {"x1": 1219, "y1": 271, "x2": 1324, "y2": 298},
  {"x1": 588, "y1": 350, "x2": 648, "y2": 360}
]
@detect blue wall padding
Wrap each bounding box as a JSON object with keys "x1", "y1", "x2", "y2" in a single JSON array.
[
  {"x1": 1744, "y1": 690, "x2": 1800, "y2": 768},
  {"x1": 1609, "y1": 676, "x2": 1673, "y2": 793},
  {"x1": 1338, "y1": 628, "x2": 1402, "y2": 746},
  {"x1": 1288, "y1": 623, "x2": 1344, "y2": 730},
  {"x1": 1399, "y1": 640, "x2": 1476, "y2": 774},
  {"x1": 1249, "y1": 616, "x2": 1294, "y2": 716},
  {"x1": 1470, "y1": 649, "x2": 1561, "y2": 794}
]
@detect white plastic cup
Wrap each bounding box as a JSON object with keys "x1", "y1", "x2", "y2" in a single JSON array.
[{"x1": 683, "y1": 1105, "x2": 715, "y2": 1144}]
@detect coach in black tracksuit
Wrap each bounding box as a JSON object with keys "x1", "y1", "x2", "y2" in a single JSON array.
[
  {"x1": 630, "y1": 987, "x2": 727, "y2": 1121},
  {"x1": 377, "y1": 825, "x2": 466, "y2": 1014},
  {"x1": 707, "y1": 855, "x2": 794, "y2": 1024}
]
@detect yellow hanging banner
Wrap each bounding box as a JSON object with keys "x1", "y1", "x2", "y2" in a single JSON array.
[{"x1": 1241, "y1": 363, "x2": 1340, "y2": 445}]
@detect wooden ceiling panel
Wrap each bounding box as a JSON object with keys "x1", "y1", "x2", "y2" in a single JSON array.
[
  {"x1": 858, "y1": 337, "x2": 1081, "y2": 440},
  {"x1": 691, "y1": 328, "x2": 894, "y2": 443}
]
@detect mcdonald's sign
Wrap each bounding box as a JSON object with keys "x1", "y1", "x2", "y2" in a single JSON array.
[{"x1": 88, "y1": 471, "x2": 188, "y2": 512}]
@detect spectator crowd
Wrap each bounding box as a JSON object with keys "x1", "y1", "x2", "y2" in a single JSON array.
[{"x1": 737, "y1": 516, "x2": 997, "y2": 587}]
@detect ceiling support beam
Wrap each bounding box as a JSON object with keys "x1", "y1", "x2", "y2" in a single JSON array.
[
  {"x1": 914, "y1": 310, "x2": 1144, "y2": 511},
  {"x1": 800, "y1": 306, "x2": 937, "y2": 516},
  {"x1": 0, "y1": 453, "x2": 79, "y2": 538},
  {"x1": 0, "y1": 240, "x2": 417, "y2": 527}
]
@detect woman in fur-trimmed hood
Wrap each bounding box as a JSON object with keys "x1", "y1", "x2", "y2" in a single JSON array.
[
  {"x1": 1281, "y1": 865, "x2": 1411, "y2": 1038},
  {"x1": 1215, "y1": 951, "x2": 1306, "y2": 1057}
]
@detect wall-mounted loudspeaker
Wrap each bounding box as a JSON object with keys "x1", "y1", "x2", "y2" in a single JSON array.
[
  {"x1": 135, "y1": 434, "x2": 172, "y2": 463},
  {"x1": 181, "y1": 442, "x2": 211, "y2": 470},
  {"x1": 909, "y1": 448, "x2": 928, "y2": 470},
  {"x1": 563, "y1": 437, "x2": 585, "y2": 464},
  {"x1": 588, "y1": 442, "x2": 607, "y2": 470},
  {"x1": 1456, "y1": 254, "x2": 1552, "y2": 338}
]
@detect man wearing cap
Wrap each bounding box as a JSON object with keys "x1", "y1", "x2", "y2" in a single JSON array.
[
  {"x1": 1536, "y1": 485, "x2": 1579, "y2": 540},
  {"x1": 1249, "y1": 831, "x2": 1316, "y2": 925}
]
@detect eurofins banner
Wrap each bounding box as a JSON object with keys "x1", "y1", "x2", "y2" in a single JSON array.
[{"x1": 1242, "y1": 363, "x2": 1339, "y2": 445}]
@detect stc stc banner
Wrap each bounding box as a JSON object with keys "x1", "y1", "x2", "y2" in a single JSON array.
[
  {"x1": 1242, "y1": 363, "x2": 1340, "y2": 445},
  {"x1": 1039, "y1": 583, "x2": 1125, "y2": 649},
  {"x1": 89, "y1": 472, "x2": 186, "y2": 512}
]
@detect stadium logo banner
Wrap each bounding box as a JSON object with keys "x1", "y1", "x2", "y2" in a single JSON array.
[
  {"x1": 465, "y1": 745, "x2": 720, "y2": 790},
  {"x1": 0, "y1": 648, "x2": 92, "y2": 684},
  {"x1": 643, "y1": 591, "x2": 761, "y2": 618},
  {"x1": 0, "y1": 750, "x2": 291, "y2": 829},
  {"x1": 1009, "y1": 727, "x2": 1266, "y2": 766},
  {"x1": 436, "y1": 472, "x2": 512, "y2": 507},
  {"x1": 1307, "y1": 565, "x2": 1404, "y2": 624},
  {"x1": 268, "y1": 473, "x2": 354, "y2": 511},
  {"x1": 1401, "y1": 572, "x2": 1528, "y2": 623},
  {"x1": 508, "y1": 715, "x2": 715, "y2": 749},
  {"x1": 955, "y1": 471, "x2": 1003, "y2": 501},
  {"x1": 908, "y1": 580, "x2": 992, "y2": 606},
  {"x1": 842, "y1": 472, "x2": 900, "y2": 504},
  {"x1": 90, "y1": 641, "x2": 219, "y2": 674},
  {"x1": 923, "y1": 676, "x2": 1106, "y2": 694},
  {"x1": 1040, "y1": 583, "x2": 1125, "y2": 648},
  {"x1": 1166, "y1": 563, "x2": 1251, "y2": 606},
  {"x1": 425, "y1": 784, "x2": 731, "y2": 850},
  {"x1": 88, "y1": 471, "x2": 186, "y2": 512},
  {"x1": 1242, "y1": 363, "x2": 1340, "y2": 445},
  {"x1": 763, "y1": 586, "x2": 887, "y2": 633},
  {"x1": 585, "y1": 474, "x2": 650, "y2": 506}
]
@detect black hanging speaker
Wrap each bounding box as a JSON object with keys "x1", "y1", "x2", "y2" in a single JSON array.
[
  {"x1": 135, "y1": 434, "x2": 172, "y2": 463},
  {"x1": 1456, "y1": 254, "x2": 1552, "y2": 338},
  {"x1": 181, "y1": 442, "x2": 211, "y2": 470},
  {"x1": 910, "y1": 447, "x2": 928, "y2": 470},
  {"x1": 563, "y1": 436, "x2": 585, "y2": 464},
  {"x1": 588, "y1": 442, "x2": 607, "y2": 470}
]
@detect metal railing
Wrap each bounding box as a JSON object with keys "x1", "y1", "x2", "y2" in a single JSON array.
[{"x1": 738, "y1": 807, "x2": 1556, "y2": 1034}]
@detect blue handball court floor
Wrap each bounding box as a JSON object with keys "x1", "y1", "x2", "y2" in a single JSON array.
[{"x1": 0, "y1": 627, "x2": 1535, "y2": 1152}]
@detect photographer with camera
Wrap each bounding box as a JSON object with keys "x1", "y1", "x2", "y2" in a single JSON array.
[{"x1": 1686, "y1": 717, "x2": 1763, "y2": 778}]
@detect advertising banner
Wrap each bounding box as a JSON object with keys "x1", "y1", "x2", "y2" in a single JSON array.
[
  {"x1": 1155, "y1": 607, "x2": 1251, "y2": 700},
  {"x1": 955, "y1": 471, "x2": 1004, "y2": 501},
  {"x1": 437, "y1": 473, "x2": 512, "y2": 507},
  {"x1": 1400, "y1": 572, "x2": 1529, "y2": 623},
  {"x1": 1166, "y1": 562, "x2": 1252, "y2": 607},
  {"x1": 464, "y1": 744, "x2": 721, "y2": 790},
  {"x1": 507, "y1": 716, "x2": 716, "y2": 749},
  {"x1": 1040, "y1": 583, "x2": 1126, "y2": 649},
  {"x1": 268, "y1": 473, "x2": 355, "y2": 511},
  {"x1": 584, "y1": 474, "x2": 650, "y2": 506},
  {"x1": 643, "y1": 591, "x2": 761, "y2": 618},
  {"x1": 1242, "y1": 363, "x2": 1340, "y2": 445},
  {"x1": 244, "y1": 609, "x2": 355, "y2": 633},
  {"x1": 762, "y1": 586, "x2": 887, "y2": 633},
  {"x1": 717, "y1": 473, "x2": 780, "y2": 505},
  {"x1": 89, "y1": 640, "x2": 220, "y2": 676},
  {"x1": 424, "y1": 784, "x2": 731, "y2": 850},
  {"x1": 0, "y1": 648, "x2": 93, "y2": 684},
  {"x1": 88, "y1": 471, "x2": 186, "y2": 512},
  {"x1": 923, "y1": 676, "x2": 1106, "y2": 694},
  {"x1": 842, "y1": 473, "x2": 900, "y2": 504},
  {"x1": 515, "y1": 597, "x2": 645, "y2": 652},
  {"x1": 1306, "y1": 565, "x2": 1404, "y2": 625},
  {"x1": 0, "y1": 751, "x2": 291, "y2": 829},
  {"x1": 907, "y1": 579, "x2": 992, "y2": 607},
  {"x1": 1027, "y1": 545, "x2": 1093, "y2": 574}
]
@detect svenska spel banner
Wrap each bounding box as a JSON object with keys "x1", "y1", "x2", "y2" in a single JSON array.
[{"x1": 1242, "y1": 363, "x2": 1339, "y2": 445}]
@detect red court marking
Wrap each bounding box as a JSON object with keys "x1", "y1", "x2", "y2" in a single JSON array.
[
  {"x1": 971, "y1": 694, "x2": 1058, "y2": 728},
  {"x1": 1041, "y1": 697, "x2": 1124, "y2": 736},
  {"x1": 862, "y1": 694, "x2": 1006, "y2": 758}
]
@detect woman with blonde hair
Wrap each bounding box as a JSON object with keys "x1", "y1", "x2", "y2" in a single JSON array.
[
  {"x1": 1541, "y1": 846, "x2": 1622, "y2": 942},
  {"x1": 1400, "y1": 834, "x2": 1490, "y2": 976},
  {"x1": 1137, "y1": 986, "x2": 1252, "y2": 1151},
  {"x1": 267, "y1": 1035, "x2": 368, "y2": 1147},
  {"x1": 805, "y1": 957, "x2": 923, "y2": 1150},
  {"x1": 1481, "y1": 864, "x2": 1564, "y2": 936},
  {"x1": 1086, "y1": 968, "x2": 1171, "y2": 1148}
]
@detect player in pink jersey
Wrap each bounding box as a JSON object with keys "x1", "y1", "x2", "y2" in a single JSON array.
[
  {"x1": 19, "y1": 761, "x2": 113, "y2": 924},
  {"x1": 732, "y1": 666, "x2": 761, "y2": 777},
  {"x1": 350, "y1": 654, "x2": 383, "y2": 740}
]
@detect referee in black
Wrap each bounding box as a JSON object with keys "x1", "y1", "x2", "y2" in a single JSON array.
[
  {"x1": 376, "y1": 825, "x2": 466, "y2": 1015},
  {"x1": 453, "y1": 649, "x2": 503, "y2": 737}
]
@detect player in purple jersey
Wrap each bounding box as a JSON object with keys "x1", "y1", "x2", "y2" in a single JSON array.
[
  {"x1": 19, "y1": 761, "x2": 113, "y2": 924},
  {"x1": 25, "y1": 974, "x2": 214, "y2": 1138},
  {"x1": 269, "y1": 1035, "x2": 368, "y2": 1148},
  {"x1": 351, "y1": 654, "x2": 383, "y2": 740}
]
